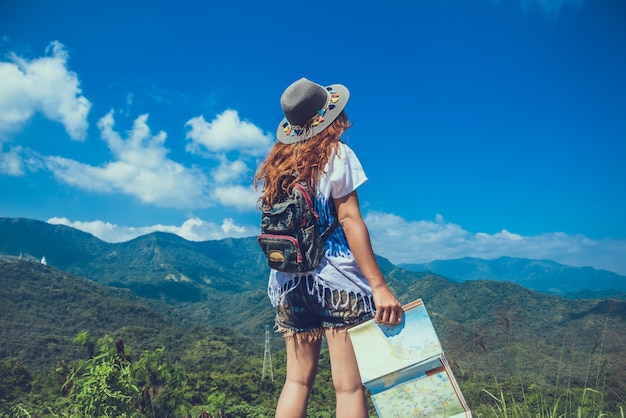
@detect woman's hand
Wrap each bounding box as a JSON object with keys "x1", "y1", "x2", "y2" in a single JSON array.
[{"x1": 372, "y1": 285, "x2": 403, "y2": 325}]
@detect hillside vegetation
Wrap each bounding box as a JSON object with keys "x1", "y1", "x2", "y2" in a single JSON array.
[{"x1": 0, "y1": 260, "x2": 343, "y2": 417}]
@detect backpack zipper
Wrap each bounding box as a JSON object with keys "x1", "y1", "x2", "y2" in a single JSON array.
[{"x1": 257, "y1": 234, "x2": 303, "y2": 263}]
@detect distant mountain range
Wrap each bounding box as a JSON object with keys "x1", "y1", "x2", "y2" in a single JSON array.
[
  {"x1": 1, "y1": 217, "x2": 624, "y2": 300},
  {"x1": 401, "y1": 257, "x2": 626, "y2": 297}
]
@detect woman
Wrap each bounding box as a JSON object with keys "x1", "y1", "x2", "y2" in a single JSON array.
[{"x1": 255, "y1": 78, "x2": 403, "y2": 418}]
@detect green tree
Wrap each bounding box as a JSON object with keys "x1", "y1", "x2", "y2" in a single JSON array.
[
  {"x1": 133, "y1": 346, "x2": 192, "y2": 417},
  {"x1": 59, "y1": 332, "x2": 192, "y2": 418},
  {"x1": 63, "y1": 335, "x2": 139, "y2": 417}
]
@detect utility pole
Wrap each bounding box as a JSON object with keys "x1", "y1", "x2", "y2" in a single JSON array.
[{"x1": 262, "y1": 325, "x2": 274, "y2": 382}]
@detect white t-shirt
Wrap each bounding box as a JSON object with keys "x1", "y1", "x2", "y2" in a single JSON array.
[{"x1": 267, "y1": 142, "x2": 374, "y2": 312}]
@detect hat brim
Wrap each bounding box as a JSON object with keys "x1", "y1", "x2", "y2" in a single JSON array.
[{"x1": 276, "y1": 83, "x2": 350, "y2": 144}]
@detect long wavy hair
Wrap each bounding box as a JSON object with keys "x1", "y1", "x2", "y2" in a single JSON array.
[{"x1": 255, "y1": 111, "x2": 352, "y2": 208}]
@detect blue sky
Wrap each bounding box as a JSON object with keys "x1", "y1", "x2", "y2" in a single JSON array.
[{"x1": 1, "y1": 0, "x2": 625, "y2": 275}]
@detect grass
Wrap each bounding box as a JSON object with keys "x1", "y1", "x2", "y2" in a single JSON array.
[
  {"x1": 470, "y1": 311, "x2": 625, "y2": 418},
  {"x1": 478, "y1": 386, "x2": 624, "y2": 418}
]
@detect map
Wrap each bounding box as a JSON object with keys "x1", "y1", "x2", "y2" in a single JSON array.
[{"x1": 348, "y1": 299, "x2": 472, "y2": 418}]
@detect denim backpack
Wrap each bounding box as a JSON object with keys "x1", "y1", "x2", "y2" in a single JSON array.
[{"x1": 257, "y1": 180, "x2": 338, "y2": 273}]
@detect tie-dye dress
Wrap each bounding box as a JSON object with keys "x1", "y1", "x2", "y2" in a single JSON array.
[{"x1": 267, "y1": 142, "x2": 376, "y2": 324}]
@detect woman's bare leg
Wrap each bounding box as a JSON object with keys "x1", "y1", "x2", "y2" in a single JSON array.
[
  {"x1": 275, "y1": 334, "x2": 323, "y2": 418},
  {"x1": 325, "y1": 328, "x2": 368, "y2": 418}
]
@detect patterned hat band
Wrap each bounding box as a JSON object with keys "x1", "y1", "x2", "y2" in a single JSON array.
[{"x1": 276, "y1": 78, "x2": 350, "y2": 144}]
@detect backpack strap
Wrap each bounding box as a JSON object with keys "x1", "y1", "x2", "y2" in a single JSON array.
[
  {"x1": 293, "y1": 173, "x2": 339, "y2": 241},
  {"x1": 320, "y1": 197, "x2": 340, "y2": 240},
  {"x1": 320, "y1": 219, "x2": 339, "y2": 240}
]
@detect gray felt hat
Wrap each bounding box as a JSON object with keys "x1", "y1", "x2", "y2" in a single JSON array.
[{"x1": 276, "y1": 78, "x2": 350, "y2": 144}]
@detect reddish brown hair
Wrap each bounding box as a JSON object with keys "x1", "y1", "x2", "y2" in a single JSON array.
[{"x1": 255, "y1": 112, "x2": 352, "y2": 208}]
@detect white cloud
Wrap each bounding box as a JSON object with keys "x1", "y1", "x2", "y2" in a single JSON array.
[
  {"x1": 33, "y1": 108, "x2": 262, "y2": 212},
  {"x1": 364, "y1": 211, "x2": 626, "y2": 275},
  {"x1": 45, "y1": 111, "x2": 210, "y2": 209},
  {"x1": 211, "y1": 157, "x2": 249, "y2": 185},
  {"x1": 0, "y1": 144, "x2": 42, "y2": 176},
  {"x1": 0, "y1": 41, "x2": 91, "y2": 141},
  {"x1": 0, "y1": 144, "x2": 24, "y2": 175},
  {"x1": 185, "y1": 110, "x2": 273, "y2": 156},
  {"x1": 176, "y1": 217, "x2": 252, "y2": 241},
  {"x1": 211, "y1": 185, "x2": 260, "y2": 211},
  {"x1": 47, "y1": 216, "x2": 256, "y2": 243}
]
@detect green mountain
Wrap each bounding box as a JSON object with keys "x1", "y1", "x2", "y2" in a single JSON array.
[
  {"x1": 0, "y1": 218, "x2": 277, "y2": 336},
  {"x1": 0, "y1": 217, "x2": 269, "y2": 297},
  {"x1": 0, "y1": 258, "x2": 201, "y2": 369},
  {"x1": 400, "y1": 256, "x2": 626, "y2": 297}
]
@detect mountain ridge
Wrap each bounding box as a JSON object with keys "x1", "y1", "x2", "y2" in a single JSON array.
[
  {"x1": 2, "y1": 217, "x2": 624, "y2": 299},
  {"x1": 400, "y1": 255, "x2": 626, "y2": 297}
]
